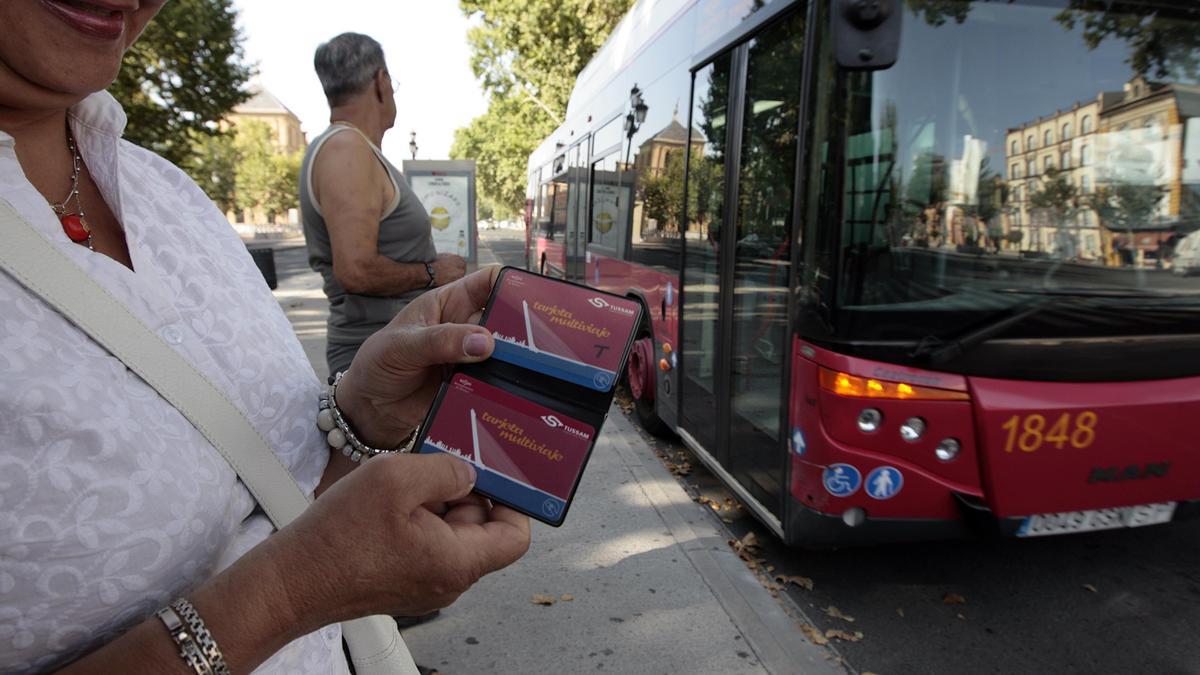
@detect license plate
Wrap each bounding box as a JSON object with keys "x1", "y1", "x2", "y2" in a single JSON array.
[{"x1": 1017, "y1": 502, "x2": 1176, "y2": 538}]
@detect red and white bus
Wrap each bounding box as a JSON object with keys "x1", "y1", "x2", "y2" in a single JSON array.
[{"x1": 525, "y1": 0, "x2": 1200, "y2": 545}]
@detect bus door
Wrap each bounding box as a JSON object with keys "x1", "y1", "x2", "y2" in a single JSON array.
[
  {"x1": 565, "y1": 136, "x2": 590, "y2": 281},
  {"x1": 680, "y1": 8, "x2": 807, "y2": 522}
]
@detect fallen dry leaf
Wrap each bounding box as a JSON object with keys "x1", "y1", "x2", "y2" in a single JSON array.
[
  {"x1": 824, "y1": 606, "x2": 856, "y2": 623},
  {"x1": 560, "y1": 594, "x2": 574, "y2": 602},
  {"x1": 943, "y1": 592, "x2": 967, "y2": 605},
  {"x1": 776, "y1": 575, "x2": 814, "y2": 591},
  {"x1": 957, "y1": 613, "x2": 967, "y2": 621},
  {"x1": 531, "y1": 594, "x2": 557, "y2": 606},
  {"x1": 1083, "y1": 584, "x2": 1098, "y2": 593},
  {"x1": 740, "y1": 532, "x2": 759, "y2": 548},
  {"x1": 897, "y1": 608, "x2": 905, "y2": 618},
  {"x1": 800, "y1": 624, "x2": 830, "y2": 646},
  {"x1": 825, "y1": 629, "x2": 864, "y2": 642}
]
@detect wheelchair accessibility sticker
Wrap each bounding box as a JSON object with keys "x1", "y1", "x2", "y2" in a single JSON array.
[
  {"x1": 866, "y1": 466, "x2": 903, "y2": 500},
  {"x1": 822, "y1": 463, "x2": 862, "y2": 498}
]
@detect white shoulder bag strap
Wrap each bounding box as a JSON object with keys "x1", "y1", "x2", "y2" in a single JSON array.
[{"x1": 0, "y1": 199, "x2": 417, "y2": 675}]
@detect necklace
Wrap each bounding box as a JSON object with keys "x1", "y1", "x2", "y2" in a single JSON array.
[{"x1": 48, "y1": 125, "x2": 93, "y2": 251}]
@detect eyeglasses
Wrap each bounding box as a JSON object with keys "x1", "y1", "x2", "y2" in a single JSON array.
[{"x1": 380, "y1": 69, "x2": 399, "y2": 92}]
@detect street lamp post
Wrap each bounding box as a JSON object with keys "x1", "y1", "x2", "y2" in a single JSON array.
[
  {"x1": 622, "y1": 85, "x2": 648, "y2": 168},
  {"x1": 409, "y1": 130, "x2": 418, "y2": 160}
]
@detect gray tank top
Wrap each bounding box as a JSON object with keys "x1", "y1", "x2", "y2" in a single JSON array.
[{"x1": 299, "y1": 124, "x2": 437, "y2": 347}]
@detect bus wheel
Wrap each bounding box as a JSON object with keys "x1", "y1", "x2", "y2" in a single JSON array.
[{"x1": 626, "y1": 334, "x2": 671, "y2": 437}]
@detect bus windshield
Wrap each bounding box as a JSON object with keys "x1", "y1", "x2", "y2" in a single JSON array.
[{"x1": 805, "y1": 0, "x2": 1200, "y2": 373}]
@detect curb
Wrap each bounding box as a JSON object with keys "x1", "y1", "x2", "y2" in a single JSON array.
[{"x1": 602, "y1": 412, "x2": 847, "y2": 675}]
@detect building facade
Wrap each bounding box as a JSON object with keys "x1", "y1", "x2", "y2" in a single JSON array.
[{"x1": 226, "y1": 83, "x2": 307, "y2": 233}]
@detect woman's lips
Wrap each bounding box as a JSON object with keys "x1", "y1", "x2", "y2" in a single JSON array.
[{"x1": 39, "y1": 0, "x2": 126, "y2": 41}]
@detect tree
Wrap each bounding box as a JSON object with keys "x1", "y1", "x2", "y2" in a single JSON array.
[
  {"x1": 183, "y1": 130, "x2": 239, "y2": 213},
  {"x1": 1029, "y1": 167, "x2": 1081, "y2": 254},
  {"x1": 1087, "y1": 181, "x2": 1166, "y2": 232},
  {"x1": 1057, "y1": 2, "x2": 1200, "y2": 80},
  {"x1": 451, "y1": 92, "x2": 554, "y2": 219},
  {"x1": 452, "y1": 0, "x2": 635, "y2": 215},
  {"x1": 108, "y1": 0, "x2": 253, "y2": 168},
  {"x1": 233, "y1": 121, "x2": 302, "y2": 221}
]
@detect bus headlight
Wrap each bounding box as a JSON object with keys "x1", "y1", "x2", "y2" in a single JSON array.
[
  {"x1": 899, "y1": 417, "x2": 926, "y2": 443},
  {"x1": 857, "y1": 408, "x2": 882, "y2": 433},
  {"x1": 936, "y1": 438, "x2": 961, "y2": 462}
]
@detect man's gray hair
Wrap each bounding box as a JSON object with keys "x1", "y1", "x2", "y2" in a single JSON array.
[{"x1": 314, "y1": 33, "x2": 387, "y2": 107}]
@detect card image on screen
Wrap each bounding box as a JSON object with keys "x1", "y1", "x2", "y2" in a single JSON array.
[
  {"x1": 485, "y1": 270, "x2": 640, "y2": 392},
  {"x1": 420, "y1": 374, "x2": 594, "y2": 523}
]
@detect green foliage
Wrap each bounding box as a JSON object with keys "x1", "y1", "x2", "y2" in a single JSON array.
[
  {"x1": 1029, "y1": 166, "x2": 1081, "y2": 225},
  {"x1": 1086, "y1": 181, "x2": 1166, "y2": 232},
  {"x1": 1057, "y1": 2, "x2": 1200, "y2": 80},
  {"x1": 109, "y1": 0, "x2": 253, "y2": 168},
  {"x1": 453, "y1": 0, "x2": 635, "y2": 215},
  {"x1": 639, "y1": 152, "x2": 686, "y2": 228},
  {"x1": 183, "y1": 130, "x2": 239, "y2": 213},
  {"x1": 905, "y1": 0, "x2": 970, "y2": 27},
  {"x1": 233, "y1": 121, "x2": 303, "y2": 218},
  {"x1": 451, "y1": 93, "x2": 554, "y2": 219}
]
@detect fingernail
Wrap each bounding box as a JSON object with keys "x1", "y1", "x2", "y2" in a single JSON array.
[
  {"x1": 456, "y1": 459, "x2": 477, "y2": 487},
  {"x1": 463, "y1": 332, "x2": 489, "y2": 357}
]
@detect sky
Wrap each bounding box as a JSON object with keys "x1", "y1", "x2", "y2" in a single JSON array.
[{"x1": 231, "y1": 0, "x2": 487, "y2": 164}]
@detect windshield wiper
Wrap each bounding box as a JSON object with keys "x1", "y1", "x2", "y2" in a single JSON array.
[
  {"x1": 991, "y1": 287, "x2": 1194, "y2": 299},
  {"x1": 909, "y1": 296, "x2": 1066, "y2": 366},
  {"x1": 909, "y1": 288, "x2": 1199, "y2": 365}
]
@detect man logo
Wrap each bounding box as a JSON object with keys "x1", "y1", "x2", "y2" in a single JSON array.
[{"x1": 588, "y1": 297, "x2": 609, "y2": 309}]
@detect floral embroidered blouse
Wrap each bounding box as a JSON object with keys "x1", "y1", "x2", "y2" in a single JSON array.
[{"x1": 0, "y1": 92, "x2": 348, "y2": 674}]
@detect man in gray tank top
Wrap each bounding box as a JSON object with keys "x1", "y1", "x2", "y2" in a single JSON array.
[{"x1": 301, "y1": 32, "x2": 466, "y2": 376}]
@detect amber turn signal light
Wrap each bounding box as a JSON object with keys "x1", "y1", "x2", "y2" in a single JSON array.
[{"x1": 819, "y1": 368, "x2": 968, "y2": 401}]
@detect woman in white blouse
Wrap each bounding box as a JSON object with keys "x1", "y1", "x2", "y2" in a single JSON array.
[{"x1": 0, "y1": 1, "x2": 530, "y2": 673}]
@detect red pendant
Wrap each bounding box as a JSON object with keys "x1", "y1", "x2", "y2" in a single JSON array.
[{"x1": 61, "y1": 214, "x2": 90, "y2": 243}]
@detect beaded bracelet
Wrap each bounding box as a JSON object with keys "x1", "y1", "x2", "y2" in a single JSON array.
[
  {"x1": 317, "y1": 370, "x2": 417, "y2": 462},
  {"x1": 156, "y1": 598, "x2": 230, "y2": 675}
]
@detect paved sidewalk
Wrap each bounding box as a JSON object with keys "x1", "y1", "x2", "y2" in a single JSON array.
[{"x1": 270, "y1": 232, "x2": 842, "y2": 675}]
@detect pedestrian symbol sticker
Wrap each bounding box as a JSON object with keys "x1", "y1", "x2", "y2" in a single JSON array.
[
  {"x1": 822, "y1": 464, "x2": 861, "y2": 498},
  {"x1": 791, "y1": 427, "x2": 806, "y2": 456},
  {"x1": 866, "y1": 466, "x2": 903, "y2": 500}
]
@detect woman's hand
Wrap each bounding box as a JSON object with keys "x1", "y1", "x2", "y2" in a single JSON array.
[
  {"x1": 67, "y1": 451, "x2": 529, "y2": 675},
  {"x1": 273, "y1": 451, "x2": 531, "y2": 624},
  {"x1": 336, "y1": 266, "x2": 501, "y2": 449}
]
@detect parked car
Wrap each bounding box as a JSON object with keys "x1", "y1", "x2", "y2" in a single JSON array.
[{"x1": 1173, "y1": 230, "x2": 1200, "y2": 276}]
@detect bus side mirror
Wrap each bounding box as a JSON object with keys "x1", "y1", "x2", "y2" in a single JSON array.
[{"x1": 833, "y1": 0, "x2": 902, "y2": 71}]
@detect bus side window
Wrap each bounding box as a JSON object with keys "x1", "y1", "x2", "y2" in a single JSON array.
[
  {"x1": 589, "y1": 151, "x2": 628, "y2": 259},
  {"x1": 624, "y1": 74, "x2": 691, "y2": 271}
]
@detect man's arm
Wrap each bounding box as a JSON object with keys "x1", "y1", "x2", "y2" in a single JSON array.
[{"x1": 311, "y1": 132, "x2": 460, "y2": 295}]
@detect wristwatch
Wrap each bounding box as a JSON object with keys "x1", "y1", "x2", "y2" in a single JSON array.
[{"x1": 424, "y1": 262, "x2": 436, "y2": 289}]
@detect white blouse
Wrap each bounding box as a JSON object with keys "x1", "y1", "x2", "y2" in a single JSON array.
[{"x1": 0, "y1": 92, "x2": 348, "y2": 674}]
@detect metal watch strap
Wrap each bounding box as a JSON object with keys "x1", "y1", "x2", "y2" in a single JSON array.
[
  {"x1": 171, "y1": 599, "x2": 232, "y2": 675},
  {"x1": 156, "y1": 605, "x2": 214, "y2": 675}
]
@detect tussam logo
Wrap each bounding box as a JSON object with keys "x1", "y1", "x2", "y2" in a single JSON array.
[
  {"x1": 588, "y1": 296, "x2": 635, "y2": 316},
  {"x1": 541, "y1": 414, "x2": 589, "y2": 439}
]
